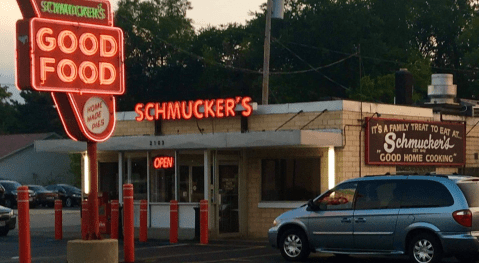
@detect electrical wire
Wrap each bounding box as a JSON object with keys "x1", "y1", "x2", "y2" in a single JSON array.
[
  {"x1": 116, "y1": 14, "x2": 357, "y2": 76},
  {"x1": 273, "y1": 38, "x2": 352, "y2": 90}
]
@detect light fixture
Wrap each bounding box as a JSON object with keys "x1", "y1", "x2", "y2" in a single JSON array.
[
  {"x1": 83, "y1": 153, "x2": 90, "y2": 195},
  {"x1": 328, "y1": 146, "x2": 335, "y2": 189}
]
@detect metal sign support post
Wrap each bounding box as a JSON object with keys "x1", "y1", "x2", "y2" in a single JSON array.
[{"x1": 87, "y1": 141, "x2": 100, "y2": 239}]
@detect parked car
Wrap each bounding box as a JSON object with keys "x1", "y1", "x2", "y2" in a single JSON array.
[
  {"x1": 0, "y1": 184, "x2": 4, "y2": 201},
  {"x1": 268, "y1": 174, "x2": 479, "y2": 263},
  {"x1": 27, "y1": 185, "x2": 59, "y2": 208},
  {"x1": 0, "y1": 204, "x2": 16, "y2": 236},
  {"x1": 45, "y1": 184, "x2": 81, "y2": 207},
  {"x1": 0, "y1": 180, "x2": 36, "y2": 208}
]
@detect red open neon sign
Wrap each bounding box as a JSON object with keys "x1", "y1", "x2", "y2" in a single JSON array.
[
  {"x1": 135, "y1": 97, "x2": 253, "y2": 121},
  {"x1": 153, "y1": 156, "x2": 174, "y2": 169}
]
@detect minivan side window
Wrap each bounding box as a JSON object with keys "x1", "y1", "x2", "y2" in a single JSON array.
[
  {"x1": 400, "y1": 180, "x2": 454, "y2": 208},
  {"x1": 314, "y1": 182, "x2": 357, "y2": 210},
  {"x1": 355, "y1": 180, "x2": 402, "y2": 210}
]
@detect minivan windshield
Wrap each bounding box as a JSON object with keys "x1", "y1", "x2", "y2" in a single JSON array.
[{"x1": 457, "y1": 182, "x2": 479, "y2": 207}]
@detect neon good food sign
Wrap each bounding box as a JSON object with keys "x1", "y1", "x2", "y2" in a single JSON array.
[
  {"x1": 16, "y1": 0, "x2": 125, "y2": 143},
  {"x1": 135, "y1": 96, "x2": 253, "y2": 121},
  {"x1": 17, "y1": 18, "x2": 124, "y2": 95}
]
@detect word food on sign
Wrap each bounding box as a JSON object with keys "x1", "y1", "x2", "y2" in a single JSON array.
[
  {"x1": 153, "y1": 156, "x2": 174, "y2": 169},
  {"x1": 135, "y1": 97, "x2": 253, "y2": 121}
]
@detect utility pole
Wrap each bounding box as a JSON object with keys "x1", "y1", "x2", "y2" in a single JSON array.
[{"x1": 262, "y1": 0, "x2": 273, "y2": 105}]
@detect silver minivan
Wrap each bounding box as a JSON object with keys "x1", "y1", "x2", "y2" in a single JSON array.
[{"x1": 268, "y1": 175, "x2": 479, "y2": 263}]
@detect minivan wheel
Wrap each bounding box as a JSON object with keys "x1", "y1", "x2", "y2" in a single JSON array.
[
  {"x1": 279, "y1": 229, "x2": 310, "y2": 261},
  {"x1": 409, "y1": 233, "x2": 443, "y2": 263}
]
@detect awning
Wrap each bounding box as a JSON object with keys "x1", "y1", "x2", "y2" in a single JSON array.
[{"x1": 34, "y1": 130, "x2": 343, "y2": 153}]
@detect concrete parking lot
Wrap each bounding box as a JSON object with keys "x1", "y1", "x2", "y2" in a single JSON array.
[{"x1": 0, "y1": 207, "x2": 472, "y2": 263}]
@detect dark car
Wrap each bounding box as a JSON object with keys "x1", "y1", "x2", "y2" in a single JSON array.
[
  {"x1": 0, "y1": 180, "x2": 36, "y2": 208},
  {"x1": 0, "y1": 184, "x2": 4, "y2": 200},
  {"x1": 27, "y1": 185, "x2": 59, "y2": 208},
  {"x1": 0, "y1": 205, "x2": 16, "y2": 236},
  {"x1": 45, "y1": 184, "x2": 81, "y2": 207}
]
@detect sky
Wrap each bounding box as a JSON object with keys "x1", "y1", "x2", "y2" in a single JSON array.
[{"x1": 0, "y1": 0, "x2": 265, "y2": 103}]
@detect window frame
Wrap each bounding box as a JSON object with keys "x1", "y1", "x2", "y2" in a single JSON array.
[
  {"x1": 313, "y1": 182, "x2": 358, "y2": 211},
  {"x1": 261, "y1": 157, "x2": 321, "y2": 202}
]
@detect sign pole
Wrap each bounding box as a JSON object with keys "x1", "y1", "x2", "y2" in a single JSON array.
[{"x1": 87, "y1": 141, "x2": 100, "y2": 239}]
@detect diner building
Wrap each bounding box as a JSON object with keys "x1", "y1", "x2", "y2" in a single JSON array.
[{"x1": 35, "y1": 73, "x2": 479, "y2": 239}]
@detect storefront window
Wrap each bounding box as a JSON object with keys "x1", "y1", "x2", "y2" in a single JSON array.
[
  {"x1": 191, "y1": 166, "x2": 204, "y2": 202},
  {"x1": 150, "y1": 168, "x2": 175, "y2": 202},
  {"x1": 131, "y1": 158, "x2": 147, "y2": 200},
  {"x1": 179, "y1": 166, "x2": 189, "y2": 202},
  {"x1": 179, "y1": 165, "x2": 205, "y2": 202},
  {"x1": 261, "y1": 158, "x2": 321, "y2": 201}
]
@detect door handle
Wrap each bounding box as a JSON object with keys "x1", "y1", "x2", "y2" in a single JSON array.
[
  {"x1": 340, "y1": 218, "x2": 351, "y2": 223},
  {"x1": 355, "y1": 218, "x2": 366, "y2": 223}
]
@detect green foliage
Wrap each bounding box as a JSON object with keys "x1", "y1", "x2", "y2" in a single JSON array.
[
  {"x1": 0, "y1": 85, "x2": 19, "y2": 134},
  {"x1": 13, "y1": 91, "x2": 64, "y2": 135}
]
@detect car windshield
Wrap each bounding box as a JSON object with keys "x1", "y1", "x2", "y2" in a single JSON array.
[
  {"x1": 1, "y1": 182, "x2": 22, "y2": 191},
  {"x1": 28, "y1": 185, "x2": 47, "y2": 191},
  {"x1": 61, "y1": 185, "x2": 81, "y2": 193}
]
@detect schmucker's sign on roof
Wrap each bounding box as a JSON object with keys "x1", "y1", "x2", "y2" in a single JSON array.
[{"x1": 365, "y1": 118, "x2": 465, "y2": 166}]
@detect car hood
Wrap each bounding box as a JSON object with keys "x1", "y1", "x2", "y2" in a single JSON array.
[
  {"x1": 276, "y1": 204, "x2": 309, "y2": 221},
  {"x1": 0, "y1": 205, "x2": 12, "y2": 213}
]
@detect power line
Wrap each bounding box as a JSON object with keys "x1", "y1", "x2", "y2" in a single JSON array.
[
  {"x1": 116, "y1": 14, "x2": 357, "y2": 76},
  {"x1": 273, "y1": 38, "x2": 352, "y2": 91}
]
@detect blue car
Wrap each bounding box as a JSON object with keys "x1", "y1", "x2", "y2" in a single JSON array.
[{"x1": 269, "y1": 174, "x2": 479, "y2": 263}]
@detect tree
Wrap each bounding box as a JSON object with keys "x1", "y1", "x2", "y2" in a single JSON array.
[
  {"x1": 114, "y1": 0, "x2": 195, "y2": 110},
  {"x1": 14, "y1": 91, "x2": 64, "y2": 135},
  {"x1": 0, "y1": 85, "x2": 19, "y2": 134}
]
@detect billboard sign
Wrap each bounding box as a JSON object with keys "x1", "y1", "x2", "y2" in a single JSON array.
[
  {"x1": 365, "y1": 118, "x2": 465, "y2": 166},
  {"x1": 16, "y1": 0, "x2": 124, "y2": 142}
]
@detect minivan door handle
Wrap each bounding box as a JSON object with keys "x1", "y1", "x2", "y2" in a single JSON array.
[
  {"x1": 341, "y1": 218, "x2": 352, "y2": 223},
  {"x1": 355, "y1": 218, "x2": 366, "y2": 223}
]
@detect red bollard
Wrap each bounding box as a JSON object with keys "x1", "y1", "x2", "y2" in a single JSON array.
[
  {"x1": 139, "y1": 200, "x2": 147, "y2": 242},
  {"x1": 81, "y1": 200, "x2": 89, "y2": 240},
  {"x1": 55, "y1": 200, "x2": 62, "y2": 240},
  {"x1": 123, "y1": 184, "x2": 134, "y2": 263},
  {"x1": 200, "y1": 199, "x2": 208, "y2": 244},
  {"x1": 110, "y1": 200, "x2": 119, "y2": 239},
  {"x1": 169, "y1": 200, "x2": 178, "y2": 244},
  {"x1": 17, "y1": 186, "x2": 31, "y2": 263}
]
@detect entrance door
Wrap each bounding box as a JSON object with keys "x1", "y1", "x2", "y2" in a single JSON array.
[{"x1": 218, "y1": 164, "x2": 239, "y2": 234}]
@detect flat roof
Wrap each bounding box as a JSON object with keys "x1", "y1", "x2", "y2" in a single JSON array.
[{"x1": 35, "y1": 130, "x2": 342, "y2": 153}]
